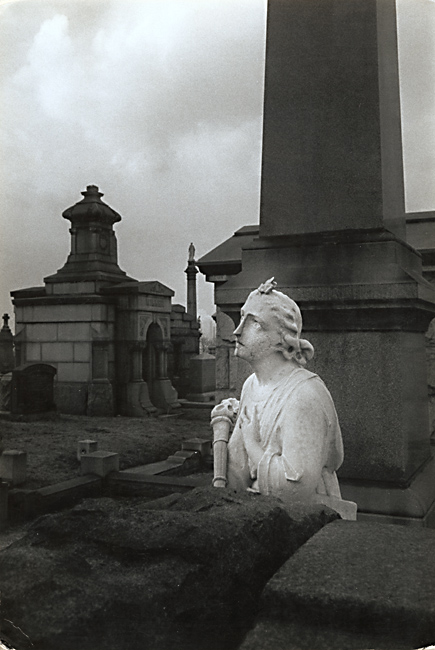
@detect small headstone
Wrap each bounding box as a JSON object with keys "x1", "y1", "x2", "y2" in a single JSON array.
[
  {"x1": 76, "y1": 439, "x2": 98, "y2": 462},
  {"x1": 0, "y1": 450, "x2": 27, "y2": 485},
  {"x1": 80, "y1": 451, "x2": 119, "y2": 477},
  {"x1": 11, "y1": 363, "x2": 56, "y2": 415},
  {"x1": 188, "y1": 353, "x2": 216, "y2": 394}
]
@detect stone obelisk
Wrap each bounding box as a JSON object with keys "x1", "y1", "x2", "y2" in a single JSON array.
[{"x1": 199, "y1": 0, "x2": 435, "y2": 525}]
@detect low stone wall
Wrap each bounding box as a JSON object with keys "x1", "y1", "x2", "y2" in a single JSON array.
[{"x1": 0, "y1": 488, "x2": 339, "y2": 650}]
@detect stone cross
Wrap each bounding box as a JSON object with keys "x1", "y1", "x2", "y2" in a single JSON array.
[{"x1": 2, "y1": 314, "x2": 10, "y2": 330}]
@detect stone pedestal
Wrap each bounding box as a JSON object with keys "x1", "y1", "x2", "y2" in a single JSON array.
[
  {"x1": 81, "y1": 451, "x2": 119, "y2": 477},
  {"x1": 0, "y1": 450, "x2": 27, "y2": 486},
  {"x1": 186, "y1": 353, "x2": 216, "y2": 402},
  {"x1": 77, "y1": 439, "x2": 98, "y2": 461},
  {"x1": 185, "y1": 259, "x2": 198, "y2": 319}
]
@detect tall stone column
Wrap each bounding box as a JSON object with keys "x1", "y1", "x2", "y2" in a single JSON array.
[
  {"x1": 185, "y1": 243, "x2": 198, "y2": 319},
  {"x1": 199, "y1": 0, "x2": 435, "y2": 525}
]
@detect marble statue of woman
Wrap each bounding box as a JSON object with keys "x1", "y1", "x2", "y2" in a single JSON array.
[{"x1": 211, "y1": 278, "x2": 356, "y2": 520}]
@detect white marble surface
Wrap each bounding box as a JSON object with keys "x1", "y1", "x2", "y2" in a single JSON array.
[{"x1": 211, "y1": 279, "x2": 356, "y2": 520}]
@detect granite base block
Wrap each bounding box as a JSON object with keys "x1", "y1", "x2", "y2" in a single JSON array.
[
  {"x1": 341, "y1": 454, "x2": 435, "y2": 526},
  {"x1": 0, "y1": 450, "x2": 27, "y2": 485},
  {"x1": 81, "y1": 451, "x2": 119, "y2": 477}
]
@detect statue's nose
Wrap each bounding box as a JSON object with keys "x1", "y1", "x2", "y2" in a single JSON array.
[{"x1": 233, "y1": 321, "x2": 243, "y2": 336}]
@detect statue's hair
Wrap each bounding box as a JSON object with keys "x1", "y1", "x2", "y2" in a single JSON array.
[{"x1": 251, "y1": 278, "x2": 314, "y2": 366}]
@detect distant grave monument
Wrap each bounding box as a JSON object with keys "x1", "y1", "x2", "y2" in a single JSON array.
[
  {"x1": 11, "y1": 186, "x2": 199, "y2": 416},
  {"x1": 0, "y1": 314, "x2": 15, "y2": 374},
  {"x1": 11, "y1": 363, "x2": 56, "y2": 415},
  {"x1": 0, "y1": 313, "x2": 15, "y2": 412},
  {"x1": 199, "y1": 0, "x2": 435, "y2": 526}
]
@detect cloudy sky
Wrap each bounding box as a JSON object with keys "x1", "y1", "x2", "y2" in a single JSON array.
[{"x1": 0, "y1": 0, "x2": 434, "y2": 331}]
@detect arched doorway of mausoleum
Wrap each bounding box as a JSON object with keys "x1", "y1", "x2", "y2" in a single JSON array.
[
  {"x1": 143, "y1": 322, "x2": 162, "y2": 408},
  {"x1": 142, "y1": 322, "x2": 179, "y2": 410}
]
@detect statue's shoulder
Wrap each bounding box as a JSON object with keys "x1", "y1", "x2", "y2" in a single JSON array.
[
  {"x1": 282, "y1": 366, "x2": 317, "y2": 390},
  {"x1": 240, "y1": 373, "x2": 256, "y2": 397},
  {"x1": 292, "y1": 371, "x2": 337, "y2": 416}
]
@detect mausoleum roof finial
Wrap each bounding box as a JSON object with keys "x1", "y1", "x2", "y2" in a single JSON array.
[{"x1": 62, "y1": 185, "x2": 122, "y2": 225}]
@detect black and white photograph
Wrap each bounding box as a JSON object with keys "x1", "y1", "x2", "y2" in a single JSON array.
[{"x1": 0, "y1": 0, "x2": 435, "y2": 648}]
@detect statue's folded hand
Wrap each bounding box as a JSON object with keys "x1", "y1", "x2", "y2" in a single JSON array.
[{"x1": 211, "y1": 398, "x2": 239, "y2": 425}]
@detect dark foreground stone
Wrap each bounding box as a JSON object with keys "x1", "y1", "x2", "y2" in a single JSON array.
[
  {"x1": 0, "y1": 487, "x2": 338, "y2": 650},
  {"x1": 242, "y1": 520, "x2": 435, "y2": 650}
]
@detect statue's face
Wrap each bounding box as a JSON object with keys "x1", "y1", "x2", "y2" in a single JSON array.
[{"x1": 233, "y1": 293, "x2": 282, "y2": 363}]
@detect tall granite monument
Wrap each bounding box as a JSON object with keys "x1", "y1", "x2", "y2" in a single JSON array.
[{"x1": 198, "y1": 0, "x2": 435, "y2": 525}]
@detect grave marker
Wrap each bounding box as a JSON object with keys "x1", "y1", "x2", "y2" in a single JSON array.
[{"x1": 11, "y1": 363, "x2": 56, "y2": 415}]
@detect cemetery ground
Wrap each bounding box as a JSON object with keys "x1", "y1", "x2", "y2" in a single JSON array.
[
  {"x1": 0, "y1": 409, "x2": 212, "y2": 553},
  {"x1": 0, "y1": 409, "x2": 211, "y2": 490}
]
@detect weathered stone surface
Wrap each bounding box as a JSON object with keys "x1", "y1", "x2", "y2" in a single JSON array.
[
  {"x1": 0, "y1": 487, "x2": 339, "y2": 650},
  {"x1": 243, "y1": 520, "x2": 435, "y2": 649},
  {"x1": 240, "y1": 618, "x2": 414, "y2": 650},
  {"x1": 0, "y1": 372, "x2": 12, "y2": 412},
  {"x1": 426, "y1": 318, "x2": 435, "y2": 440},
  {"x1": 80, "y1": 450, "x2": 119, "y2": 477},
  {"x1": 86, "y1": 381, "x2": 114, "y2": 417}
]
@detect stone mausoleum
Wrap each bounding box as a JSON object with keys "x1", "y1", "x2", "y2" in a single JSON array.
[{"x1": 11, "y1": 185, "x2": 200, "y2": 416}]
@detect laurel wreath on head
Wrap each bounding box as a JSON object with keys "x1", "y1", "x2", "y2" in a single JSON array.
[{"x1": 257, "y1": 277, "x2": 277, "y2": 294}]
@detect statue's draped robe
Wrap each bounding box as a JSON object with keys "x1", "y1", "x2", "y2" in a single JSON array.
[{"x1": 227, "y1": 367, "x2": 347, "y2": 512}]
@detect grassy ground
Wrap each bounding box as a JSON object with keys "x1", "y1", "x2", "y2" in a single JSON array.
[{"x1": 0, "y1": 410, "x2": 212, "y2": 490}]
